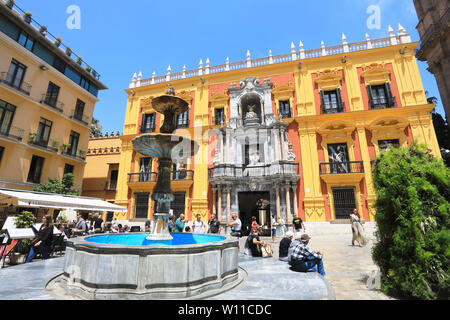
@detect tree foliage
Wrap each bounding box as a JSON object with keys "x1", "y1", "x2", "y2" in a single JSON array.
[
  {"x1": 372, "y1": 142, "x2": 450, "y2": 299},
  {"x1": 90, "y1": 117, "x2": 102, "y2": 138},
  {"x1": 32, "y1": 173, "x2": 80, "y2": 196}
]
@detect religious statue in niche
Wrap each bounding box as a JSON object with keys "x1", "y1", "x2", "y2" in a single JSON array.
[
  {"x1": 245, "y1": 105, "x2": 258, "y2": 119},
  {"x1": 287, "y1": 143, "x2": 296, "y2": 161},
  {"x1": 243, "y1": 151, "x2": 263, "y2": 177}
]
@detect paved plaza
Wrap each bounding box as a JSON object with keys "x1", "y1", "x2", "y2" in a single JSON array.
[{"x1": 0, "y1": 223, "x2": 394, "y2": 300}]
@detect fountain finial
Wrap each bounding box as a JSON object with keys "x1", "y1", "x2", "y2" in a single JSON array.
[{"x1": 166, "y1": 83, "x2": 175, "y2": 96}]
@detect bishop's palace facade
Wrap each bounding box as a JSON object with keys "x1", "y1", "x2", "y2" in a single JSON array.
[{"x1": 113, "y1": 27, "x2": 441, "y2": 233}]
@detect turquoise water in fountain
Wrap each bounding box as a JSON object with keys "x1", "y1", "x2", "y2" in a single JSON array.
[{"x1": 85, "y1": 233, "x2": 226, "y2": 246}]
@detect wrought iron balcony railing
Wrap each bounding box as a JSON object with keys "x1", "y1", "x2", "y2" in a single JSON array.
[
  {"x1": 70, "y1": 109, "x2": 90, "y2": 126},
  {"x1": 174, "y1": 120, "x2": 190, "y2": 129},
  {"x1": 370, "y1": 96, "x2": 396, "y2": 110},
  {"x1": 0, "y1": 126, "x2": 25, "y2": 141},
  {"x1": 208, "y1": 162, "x2": 299, "y2": 179},
  {"x1": 40, "y1": 93, "x2": 64, "y2": 113},
  {"x1": 321, "y1": 102, "x2": 345, "y2": 115},
  {"x1": 0, "y1": 72, "x2": 32, "y2": 95},
  {"x1": 128, "y1": 170, "x2": 194, "y2": 183},
  {"x1": 319, "y1": 161, "x2": 364, "y2": 175},
  {"x1": 29, "y1": 139, "x2": 58, "y2": 153}
]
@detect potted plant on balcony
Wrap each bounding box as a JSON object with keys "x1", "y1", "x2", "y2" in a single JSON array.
[
  {"x1": 54, "y1": 37, "x2": 62, "y2": 48},
  {"x1": 51, "y1": 140, "x2": 60, "y2": 151},
  {"x1": 60, "y1": 144, "x2": 70, "y2": 154},
  {"x1": 5, "y1": 0, "x2": 15, "y2": 9},
  {"x1": 76, "y1": 56, "x2": 83, "y2": 65},
  {"x1": 9, "y1": 211, "x2": 35, "y2": 265},
  {"x1": 23, "y1": 12, "x2": 32, "y2": 24},
  {"x1": 65, "y1": 46, "x2": 72, "y2": 57},
  {"x1": 38, "y1": 25, "x2": 47, "y2": 36},
  {"x1": 79, "y1": 150, "x2": 86, "y2": 159},
  {"x1": 28, "y1": 132, "x2": 36, "y2": 143},
  {"x1": 85, "y1": 65, "x2": 91, "y2": 73}
]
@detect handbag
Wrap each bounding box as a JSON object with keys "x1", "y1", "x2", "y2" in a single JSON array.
[{"x1": 261, "y1": 245, "x2": 273, "y2": 258}]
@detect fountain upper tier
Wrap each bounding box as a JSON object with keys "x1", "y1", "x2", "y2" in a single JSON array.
[{"x1": 132, "y1": 133, "x2": 199, "y2": 159}]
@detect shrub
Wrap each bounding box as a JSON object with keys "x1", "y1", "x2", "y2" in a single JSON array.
[
  {"x1": 372, "y1": 142, "x2": 450, "y2": 299},
  {"x1": 15, "y1": 211, "x2": 36, "y2": 254}
]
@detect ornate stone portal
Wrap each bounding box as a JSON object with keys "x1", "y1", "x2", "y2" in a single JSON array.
[{"x1": 209, "y1": 77, "x2": 300, "y2": 229}]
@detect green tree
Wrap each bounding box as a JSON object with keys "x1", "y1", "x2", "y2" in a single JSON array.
[
  {"x1": 33, "y1": 173, "x2": 80, "y2": 196},
  {"x1": 372, "y1": 142, "x2": 450, "y2": 299},
  {"x1": 90, "y1": 117, "x2": 102, "y2": 138}
]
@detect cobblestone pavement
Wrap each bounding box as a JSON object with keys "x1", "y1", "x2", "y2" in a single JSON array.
[{"x1": 239, "y1": 231, "x2": 394, "y2": 300}]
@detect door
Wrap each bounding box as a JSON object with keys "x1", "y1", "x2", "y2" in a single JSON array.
[
  {"x1": 332, "y1": 187, "x2": 356, "y2": 220},
  {"x1": 238, "y1": 192, "x2": 270, "y2": 235}
]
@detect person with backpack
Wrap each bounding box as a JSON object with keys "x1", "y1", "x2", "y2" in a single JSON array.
[{"x1": 192, "y1": 214, "x2": 205, "y2": 234}]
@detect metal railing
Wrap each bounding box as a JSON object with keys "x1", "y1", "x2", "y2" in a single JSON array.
[
  {"x1": 0, "y1": 125, "x2": 25, "y2": 141},
  {"x1": 209, "y1": 162, "x2": 299, "y2": 179},
  {"x1": 40, "y1": 93, "x2": 64, "y2": 113},
  {"x1": 417, "y1": 7, "x2": 450, "y2": 52},
  {"x1": 174, "y1": 119, "x2": 190, "y2": 129},
  {"x1": 0, "y1": 72, "x2": 32, "y2": 95},
  {"x1": 321, "y1": 102, "x2": 345, "y2": 114},
  {"x1": 28, "y1": 138, "x2": 58, "y2": 153},
  {"x1": 128, "y1": 170, "x2": 194, "y2": 183},
  {"x1": 319, "y1": 161, "x2": 364, "y2": 175},
  {"x1": 370, "y1": 96, "x2": 396, "y2": 110},
  {"x1": 70, "y1": 109, "x2": 90, "y2": 126}
]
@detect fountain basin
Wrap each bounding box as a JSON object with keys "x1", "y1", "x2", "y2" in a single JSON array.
[{"x1": 58, "y1": 233, "x2": 240, "y2": 300}]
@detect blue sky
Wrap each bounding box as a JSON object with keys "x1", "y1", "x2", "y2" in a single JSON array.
[{"x1": 15, "y1": 0, "x2": 445, "y2": 133}]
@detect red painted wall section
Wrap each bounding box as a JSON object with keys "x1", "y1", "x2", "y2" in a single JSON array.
[
  {"x1": 353, "y1": 130, "x2": 363, "y2": 162},
  {"x1": 357, "y1": 67, "x2": 370, "y2": 111},
  {"x1": 207, "y1": 184, "x2": 213, "y2": 219},
  {"x1": 155, "y1": 113, "x2": 161, "y2": 133},
  {"x1": 127, "y1": 189, "x2": 132, "y2": 220},
  {"x1": 365, "y1": 129, "x2": 377, "y2": 160},
  {"x1": 287, "y1": 121, "x2": 305, "y2": 219},
  {"x1": 269, "y1": 73, "x2": 297, "y2": 118},
  {"x1": 338, "y1": 70, "x2": 351, "y2": 113},
  {"x1": 405, "y1": 125, "x2": 413, "y2": 146},
  {"x1": 385, "y1": 63, "x2": 402, "y2": 108},
  {"x1": 208, "y1": 83, "x2": 231, "y2": 125},
  {"x1": 316, "y1": 134, "x2": 331, "y2": 220}
]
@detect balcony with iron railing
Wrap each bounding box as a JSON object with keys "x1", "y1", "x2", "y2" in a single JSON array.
[
  {"x1": 28, "y1": 138, "x2": 59, "y2": 153},
  {"x1": 70, "y1": 109, "x2": 90, "y2": 126},
  {"x1": 370, "y1": 96, "x2": 396, "y2": 110},
  {"x1": 128, "y1": 170, "x2": 194, "y2": 184},
  {"x1": 208, "y1": 162, "x2": 299, "y2": 179},
  {"x1": 0, "y1": 72, "x2": 32, "y2": 95},
  {"x1": 321, "y1": 102, "x2": 345, "y2": 115},
  {"x1": 40, "y1": 93, "x2": 64, "y2": 113},
  {"x1": 174, "y1": 119, "x2": 190, "y2": 129},
  {"x1": 0, "y1": 125, "x2": 25, "y2": 141},
  {"x1": 319, "y1": 161, "x2": 364, "y2": 175}
]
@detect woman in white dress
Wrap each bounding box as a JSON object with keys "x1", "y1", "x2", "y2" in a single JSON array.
[{"x1": 350, "y1": 208, "x2": 367, "y2": 247}]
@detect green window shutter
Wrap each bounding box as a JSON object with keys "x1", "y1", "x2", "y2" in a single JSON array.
[
  {"x1": 367, "y1": 85, "x2": 374, "y2": 109},
  {"x1": 320, "y1": 90, "x2": 325, "y2": 113},
  {"x1": 336, "y1": 88, "x2": 343, "y2": 111},
  {"x1": 385, "y1": 82, "x2": 394, "y2": 107}
]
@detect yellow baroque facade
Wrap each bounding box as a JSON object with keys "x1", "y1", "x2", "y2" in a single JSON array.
[{"x1": 115, "y1": 29, "x2": 440, "y2": 230}]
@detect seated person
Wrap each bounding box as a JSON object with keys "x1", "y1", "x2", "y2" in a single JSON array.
[
  {"x1": 26, "y1": 215, "x2": 54, "y2": 263},
  {"x1": 288, "y1": 234, "x2": 326, "y2": 277},
  {"x1": 58, "y1": 224, "x2": 69, "y2": 241},
  {"x1": 248, "y1": 229, "x2": 272, "y2": 257},
  {"x1": 144, "y1": 220, "x2": 151, "y2": 232},
  {"x1": 279, "y1": 231, "x2": 294, "y2": 262}
]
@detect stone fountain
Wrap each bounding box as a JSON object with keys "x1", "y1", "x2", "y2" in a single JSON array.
[
  {"x1": 48, "y1": 85, "x2": 241, "y2": 300},
  {"x1": 132, "y1": 84, "x2": 198, "y2": 241}
]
